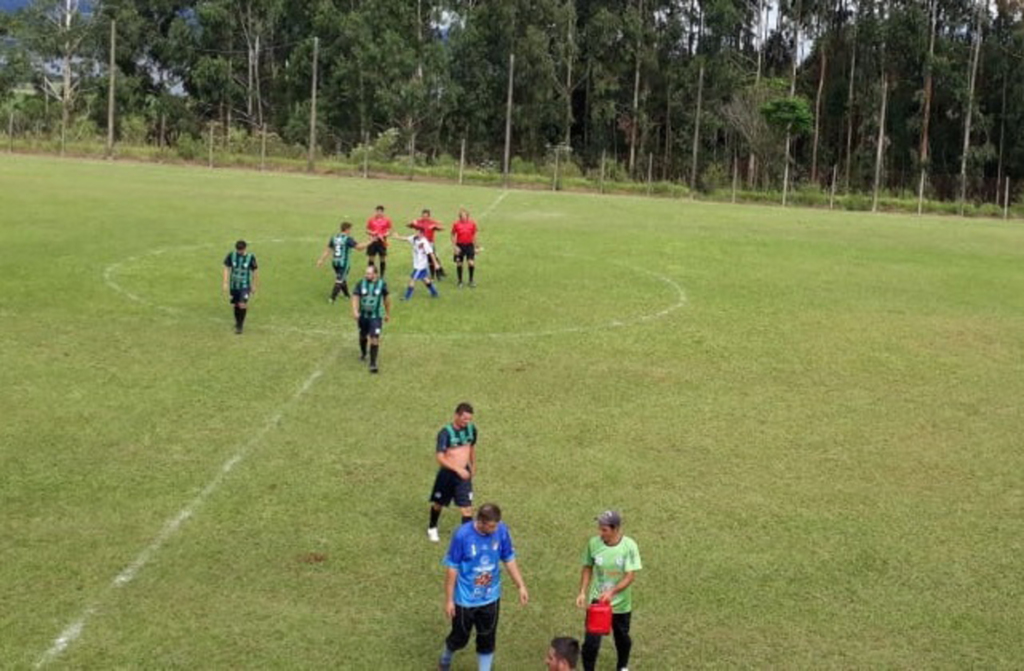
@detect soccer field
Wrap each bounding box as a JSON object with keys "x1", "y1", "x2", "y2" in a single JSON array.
[{"x1": 2, "y1": 154, "x2": 1024, "y2": 669}]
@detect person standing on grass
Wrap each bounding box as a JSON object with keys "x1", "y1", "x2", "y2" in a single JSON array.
[
  {"x1": 410, "y1": 208, "x2": 446, "y2": 279},
  {"x1": 546, "y1": 637, "x2": 581, "y2": 670},
  {"x1": 350, "y1": 264, "x2": 390, "y2": 374},
  {"x1": 366, "y1": 205, "x2": 392, "y2": 277},
  {"x1": 576, "y1": 510, "x2": 642, "y2": 671},
  {"x1": 394, "y1": 230, "x2": 439, "y2": 300},
  {"x1": 450, "y1": 208, "x2": 479, "y2": 288},
  {"x1": 222, "y1": 240, "x2": 259, "y2": 335},
  {"x1": 427, "y1": 402, "x2": 477, "y2": 542},
  {"x1": 316, "y1": 221, "x2": 369, "y2": 302},
  {"x1": 439, "y1": 502, "x2": 529, "y2": 671}
]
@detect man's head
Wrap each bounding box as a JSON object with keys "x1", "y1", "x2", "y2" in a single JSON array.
[
  {"x1": 475, "y1": 503, "x2": 501, "y2": 535},
  {"x1": 453, "y1": 402, "x2": 474, "y2": 428},
  {"x1": 340, "y1": 221, "x2": 352, "y2": 232},
  {"x1": 364, "y1": 265, "x2": 378, "y2": 281},
  {"x1": 235, "y1": 240, "x2": 247, "y2": 252},
  {"x1": 545, "y1": 637, "x2": 580, "y2": 670},
  {"x1": 375, "y1": 205, "x2": 385, "y2": 215},
  {"x1": 421, "y1": 208, "x2": 431, "y2": 217},
  {"x1": 458, "y1": 208, "x2": 469, "y2": 221},
  {"x1": 596, "y1": 510, "x2": 623, "y2": 545}
]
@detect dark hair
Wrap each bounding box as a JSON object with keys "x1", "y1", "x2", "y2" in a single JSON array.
[
  {"x1": 455, "y1": 402, "x2": 474, "y2": 415},
  {"x1": 477, "y1": 503, "x2": 501, "y2": 523},
  {"x1": 375, "y1": 205, "x2": 385, "y2": 211},
  {"x1": 235, "y1": 240, "x2": 247, "y2": 250},
  {"x1": 422, "y1": 208, "x2": 431, "y2": 215},
  {"x1": 549, "y1": 637, "x2": 579, "y2": 667},
  {"x1": 340, "y1": 221, "x2": 352, "y2": 231}
]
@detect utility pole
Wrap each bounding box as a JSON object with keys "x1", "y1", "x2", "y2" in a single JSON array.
[
  {"x1": 106, "y1": 19, "x2": 115, "y2": 159},
  {"x1": 307, "y1": 36, "x2": 319, "y2": 172},
  {"x1": 503, "y1": 52, "x2": 515, "y2": 188}
]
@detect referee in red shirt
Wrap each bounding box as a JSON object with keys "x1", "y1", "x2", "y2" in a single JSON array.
[
  {"x1": 451, "y1": 208, "x2": 479, "y2": 288},
  {"x1": 366, "y1": 205, "x2": 392, "y2": 277},
  {"x1": 410, "y1": 208, "x2": 446, "y2": 280}
]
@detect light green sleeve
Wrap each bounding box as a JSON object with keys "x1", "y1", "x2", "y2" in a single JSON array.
[
  {"x1": 581, "y1": 538, "x2": 595, "y2": 566},
  {"x1": 625, "y1": 538, "x2": 642, "y2": 572}
]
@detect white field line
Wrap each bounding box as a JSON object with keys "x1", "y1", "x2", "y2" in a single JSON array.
[{"x1": 35, "y1": 362, "x2": 331, "y2": 668}]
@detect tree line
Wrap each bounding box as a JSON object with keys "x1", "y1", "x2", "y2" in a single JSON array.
[{"x1": 2, "y1": 0, "x2": 1022, "y2": 208}]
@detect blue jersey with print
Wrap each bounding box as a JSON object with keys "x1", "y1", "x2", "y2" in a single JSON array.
[{"x1": 443, "y1": 521, "x2": 516, "y2": 607}]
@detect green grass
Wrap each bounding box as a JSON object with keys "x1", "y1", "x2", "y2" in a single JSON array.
[{"x1": 2, "y1": 154, "x2": 1023, "y2": 669}]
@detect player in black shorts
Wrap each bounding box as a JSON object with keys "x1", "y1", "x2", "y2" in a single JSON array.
[
  {"x1": 222, "y1": 240, "x2": 259, "y2": 334},
  {"x1": 427, "y1": 402, "x2": 478, "y2": 542},
  {"x1": 350, "y1": 265, "x2": 391, "y2": 373}
]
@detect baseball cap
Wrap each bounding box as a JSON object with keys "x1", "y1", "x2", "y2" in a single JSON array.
[{"x1": 595, "y1": 510, "x2": 622, "y2": 528}]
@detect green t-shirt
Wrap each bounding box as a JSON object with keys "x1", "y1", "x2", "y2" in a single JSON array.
[
  {"x1": 329, "y1": 233, "x2": 356, "y2": 268},
  {"x1": 581, "y1": 535, "x2": 642, "y2": 614},
  {"x1": 354, "y1": 278, "x2": 388, "y2": 318}
]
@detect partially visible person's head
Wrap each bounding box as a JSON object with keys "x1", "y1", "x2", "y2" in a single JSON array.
[
  {"x1": 421, "y1": 208, "x2": 431, "y2": 217},
  {"x1": 340, "y1": 221, "x2": 352, "y2": 232},
  {"x1": 364, "y1": 264, "x2": 378, "y2": 280},
  {"x1": 375, "y1": 205, "x2": 385, "y2": 214},
  {"x1": 458, "y1": 208, "x2": 469, "y2": 221},
  {"x1": 475, "y1": 503, "x2": 502, "y2": 535},
  {"x1": 545, "y1": 637, "x2": 579, "y2": 670},
  {"x1": 235, "y1": 240, "x2": 247, "y2": 252}
]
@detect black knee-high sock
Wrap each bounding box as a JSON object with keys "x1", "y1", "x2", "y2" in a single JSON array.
[
  {"x1": 233, "y1": 306, "x2": 243, "y2": 326},
  {"x1": 370, "y1": 344, "x2": 379, "y2": 366},
  {"x1": 238, "y1": 307, "x2": 247, "y2": 326},
  {"x1": 457, "y1": 266, "x2": 464, "y2": 283},
  {"x1": 379, "y1": 260, "x2": 386, "y2": 277},
  {"x1": 429, "y1": 508, "x2": 441, "y2": 528},
  {"x1": 340, "y1": 280, "x2": 350, "y2": 298},
  {"x1": 330, "y1": 282, "x2": 343, "y2": 300},
  {"x1": 359, "y1": 336, "x2": 368, "y2": 357},
  {"x1": 469, "y1": 265, "x2": 475, "y2": 282}
]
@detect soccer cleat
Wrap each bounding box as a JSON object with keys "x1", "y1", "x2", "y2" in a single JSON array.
[
  {"x1": 427, "y1": 527, "x2": 440, "y2": 543},
  {"x1": 438, "y1": 662, "x2": 450, "y2": 671},
  {"x1": 369, "y1": 364, "x2": 379, "y2": 374},
  {"x1": 234, "y1": 325, "x2": 243, "y2": 335},
  {"x1": 328, "y1": 297, "x2": 335, "y2": 304},
  {"x1": 360, "y1": 352, "x2": 367, "y2": 361},
  {"x1": 469, "y1": 281, "x2": 476, "y2": 288},
  {"x1": 457, "y1": 282, "x2": 463, "y2": 289}
]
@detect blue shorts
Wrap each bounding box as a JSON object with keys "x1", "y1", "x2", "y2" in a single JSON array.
[{"x1": 411, "y1": 268, "x2": 429, "y2": 281}]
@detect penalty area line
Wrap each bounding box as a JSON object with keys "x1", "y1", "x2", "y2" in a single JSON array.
[{"x1": 35, "y1": 358, "x2": 333, "y2": 668}]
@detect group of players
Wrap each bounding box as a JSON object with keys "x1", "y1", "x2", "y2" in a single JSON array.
[
  {"x1": 222, "y1": 208, "x2": 641, "y2": 670},
  {"x1": 221, "y1": 205, "x2": 480, "y2": 373},
  {"x1": 427, "y1": 402, "x2": 643, "y2": 671}
]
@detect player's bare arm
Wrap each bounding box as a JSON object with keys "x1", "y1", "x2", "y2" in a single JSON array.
[
  {"x1": 444, "y1": 567, "x2": 458, "y2": 619},
  {"x1": 504, "y1": 559, "x2": 529, "y2": 605},
  {"x1": 599, "y1": 571, "x2": 635, "y2": 604},
  {"x1": 576, "y1": 566, "x2": 593, "y2": 608},
  {"x1": 350, "y1": 294, "x2": 360, "y2": 320},
  {"x1": 383, "y1": 295, "x2": 392, "y2": 322}
]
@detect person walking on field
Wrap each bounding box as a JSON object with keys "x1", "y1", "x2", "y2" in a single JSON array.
[
  {"x1": 427, "y1": 402, "x2": 478, "y2": 542},
  {"x1": 222, "y1": 239, "x2": 259, "y2": 335},
  {"x1": 410, "y1": 208, "x2": 446, "y2": 279},
  {"x1": 393, "y1": 230, "x2": 439, "y2": 300},
  {"x1": 350, "y1": 265, "x2": 391, "y2": 374},
  {"x1": 316, "y1": 221, "x2": 369, "y2": 302},
  {"x1": 450, "y1": 208, "x2": 479, "y2": 288},
  {"x1": 439, "y1": 502, "x2": 529, "y2": 671},
  {"x1": 576, "y1": 510, "x2": 642, "y2": 671},
  {"x1": 365, "y1": 205, "x2": 392, "y2": 277}
]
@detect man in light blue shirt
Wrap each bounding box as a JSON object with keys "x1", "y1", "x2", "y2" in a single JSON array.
[{"x1": 439, "y1": 503, "x2": 529, "y2": 671}]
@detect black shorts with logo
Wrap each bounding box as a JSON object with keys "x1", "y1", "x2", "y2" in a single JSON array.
[
  {"x1": 429, "y1": 468, "x2": 473, "y2": 507},
  {"x1": 358, "y1": 316, "x2": 383, "y2": 337},
  {"x1": 454, "y1": 243, "x2": 476, "y2": 262},
  {"x1": 367, "y1": 239, "x2": 388, "y2": 257},
  {"x1": 229, "y1": 288, "x2": 251, "y2": 305},
  {"x1": 446, "y1": 600, "x2": 500, "y2": 655}
]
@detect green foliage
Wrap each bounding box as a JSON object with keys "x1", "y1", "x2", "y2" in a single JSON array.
[{"x1": 761, "y1": 96, "x2": 814, "y2": 135}]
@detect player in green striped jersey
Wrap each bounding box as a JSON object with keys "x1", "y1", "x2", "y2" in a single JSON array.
[
  {"x1": 221, "y1": 240, "x2": 259, "y2": 334},
  {"x1": 350, "y1": 265, "x2": 391, "y2": 373},
  {"x1": 316, "y1": 221, "x2": 369, "y2": 303}
]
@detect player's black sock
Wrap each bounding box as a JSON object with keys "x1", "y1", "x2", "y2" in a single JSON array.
[
  {"x1": 233, "y1": 306, "x2": 242, "y2": 326},
  {"x1": 238, "y1": 308, "x2": 247, "y2": 327},
  {"x1": 429, "y1": 508, "x2": 441, "y2": 529},
  {"x1": 379, "y1": 260, "x2": 386, "y2": 277},
  {"x1": 469, "y1": 266, "x2": 475, "y2": 283},
  {"x1": 340, "y1": 281, "x2": 350, "y2": 298},
  {"x1": 330, "y1": 283, "x2": 343, "y2": 300},
  {"x1": 370, "y1": 344, "x2": 379, "y2": 366},
  {"x1": 359, "y1": 336, "x2": 368, "y2": 357},
  {"x1": 461, "y1": 515, "x2": 473, "y2": 525},
  {"x1": 457, "y1": 266, "x2": 463, "y2": 283}
]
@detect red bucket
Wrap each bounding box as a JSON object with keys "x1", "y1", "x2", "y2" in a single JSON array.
[{"x1": 586, "y1": 602, "x2": 612, "y2": 636}]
